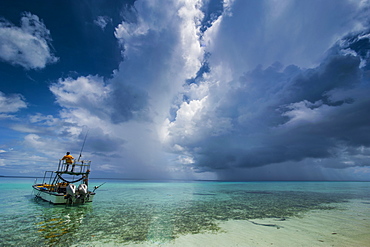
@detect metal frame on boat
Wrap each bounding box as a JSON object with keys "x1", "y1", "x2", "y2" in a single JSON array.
[{"x1": 32, "y1": 159, "x2": 95, "y2": 205}]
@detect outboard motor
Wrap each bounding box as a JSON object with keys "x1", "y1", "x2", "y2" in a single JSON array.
[
  {"x1": 78, "y1": 184, "x2": 88, "y2": 195},
  {"x1": 77, "y1": 184, "x2": 88, "y2": 203},
  {"x1": 66, "y1": 184, "x2": 76, "y2": 196}
]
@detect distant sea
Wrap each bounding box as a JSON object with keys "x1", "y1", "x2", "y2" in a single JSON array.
[{"x1": 0, "y1": 178, "x2": 369, "y2": 247}]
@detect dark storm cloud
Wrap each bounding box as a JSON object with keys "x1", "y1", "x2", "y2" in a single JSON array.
[
  {"x1": 82, "y1": 128, "x2": 125, "y2": 154},
  {"x1": 188, "y1": 30, "x2": 370, "y2": 172},
  {"x1": 109, "y1": 84, "x2": 149, "y2": 123}
]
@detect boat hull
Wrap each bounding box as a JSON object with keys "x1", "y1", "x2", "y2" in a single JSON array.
[{"x1": 32, "y1": 184, "x2": 95, "y2": 205}]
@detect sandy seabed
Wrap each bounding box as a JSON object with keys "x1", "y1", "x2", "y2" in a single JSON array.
[
  {"x1": 79, "y1": 199, "x2": 370, "y2": 247},
  {"x1": 164, "y1": 199, "x2": 370, "y2": 247}
]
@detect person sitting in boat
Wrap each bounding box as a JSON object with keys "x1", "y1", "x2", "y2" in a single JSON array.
[{"x1": 62, "y1": 152, "x2": 75, "y2": 172}]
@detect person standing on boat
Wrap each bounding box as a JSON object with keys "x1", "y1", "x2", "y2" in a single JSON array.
[{"x1": 62, "y1": 152, "x2": 75, "y2": 172}]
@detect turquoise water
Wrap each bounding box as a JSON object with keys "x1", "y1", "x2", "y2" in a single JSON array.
[{"x1": 0, "y1": 178, "x2": 369, "y2": 246}]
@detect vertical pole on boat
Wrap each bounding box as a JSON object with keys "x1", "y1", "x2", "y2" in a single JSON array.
[{"x1": 78, "y1": 129, "x2": 89, "y2": 162}]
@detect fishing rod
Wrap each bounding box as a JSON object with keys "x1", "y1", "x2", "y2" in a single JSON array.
[
  {"x1": 78, "y1": 128, "x2": 89, "y2": 161},
  {"x1": 93, "y1": 182, "x2": 106, "y2": 192}
]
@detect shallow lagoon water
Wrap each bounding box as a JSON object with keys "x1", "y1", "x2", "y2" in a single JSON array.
[{"x1": 0, "y1": 179, "x2": 369, "y2": 246}]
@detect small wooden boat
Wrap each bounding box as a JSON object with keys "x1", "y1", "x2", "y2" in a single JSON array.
[{"x1": 32, "y1": 159, "x2": 95, "y2": 205}]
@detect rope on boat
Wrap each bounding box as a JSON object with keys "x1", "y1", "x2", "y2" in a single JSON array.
[{"x1": 57, "y1": 173, "x2": 84, "y2": 184}]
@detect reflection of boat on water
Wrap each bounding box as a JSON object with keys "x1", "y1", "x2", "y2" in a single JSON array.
[
  {"x1": 32, "y1": 159, "x2": 95, "y2": 204},
  {"x1": 35, "y1": 204, "x2": 92, "y2": 245}
]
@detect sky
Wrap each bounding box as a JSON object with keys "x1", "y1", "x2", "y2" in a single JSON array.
[{"x1": 1, "y1": 0, "x2": 370, "y2": 181}]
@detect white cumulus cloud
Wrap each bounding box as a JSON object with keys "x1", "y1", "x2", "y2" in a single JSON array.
[
  {"x1": 0, "y1": 12, "x2": 58, "y2": 70},
  {"x1": 0, "y1": 91, "x2": 27, "y2": 114}
]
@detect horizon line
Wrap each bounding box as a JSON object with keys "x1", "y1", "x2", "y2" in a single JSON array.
[{"x1": 1, "y1": 175, "x2": 369, "y2": 182}]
